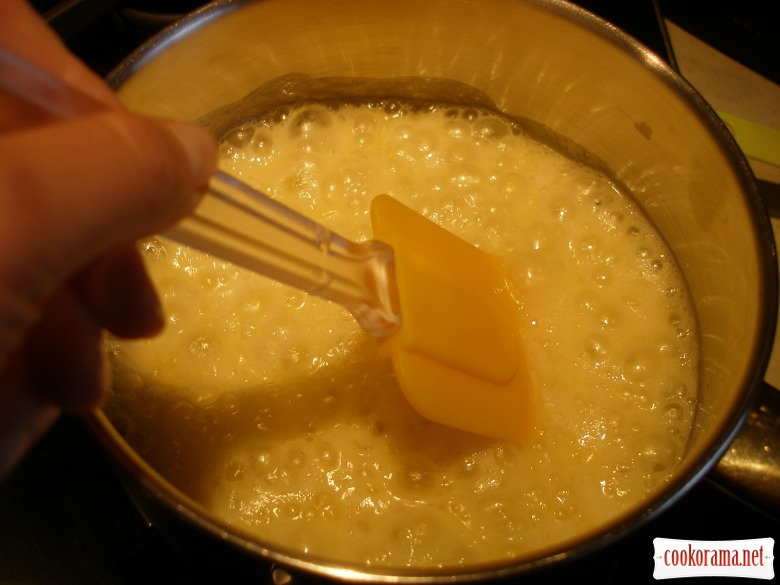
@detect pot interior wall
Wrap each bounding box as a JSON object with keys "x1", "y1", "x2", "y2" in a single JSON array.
[{"x1": 111, "y1": 0, "x2": 772, "y2": 529}]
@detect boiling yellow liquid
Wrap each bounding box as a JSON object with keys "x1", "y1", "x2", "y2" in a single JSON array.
[{"x1": 106, "y1": 102, "x2": 698, "y2": 568}]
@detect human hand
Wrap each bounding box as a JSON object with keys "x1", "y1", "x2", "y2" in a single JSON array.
[{"x1": 0, "y1": 0, "x2": 217, "y2": 481}]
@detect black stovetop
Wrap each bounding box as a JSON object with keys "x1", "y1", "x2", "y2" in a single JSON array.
[
  {"x1": 1, "y1": 415, "x2": 776, "y2": 585},
  {"x1": 1, "y1": 1, "x2": 778, "y2": 583}
]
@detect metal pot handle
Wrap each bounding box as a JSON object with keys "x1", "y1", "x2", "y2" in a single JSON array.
[{"x1": 712, "y1": 381, "x2": 780, "y2": 517}]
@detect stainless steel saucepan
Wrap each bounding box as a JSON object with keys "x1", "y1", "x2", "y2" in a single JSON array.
[{"x1": 87, "y1": 0, "x2": 778, "y2": 582}]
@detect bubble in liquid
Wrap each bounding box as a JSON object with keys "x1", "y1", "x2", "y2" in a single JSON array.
[
  {"x1": 390, "y1": 126, "x2": 418, "y2": 162},
  {"x1": 288, "y1": 447, "x2": 306, "y2": 469},
  {"x1": 316, "y1": 441, "x2": 339, "y2": 472},
  {"x1": 592, "y1": 267, "x2": 612, "y2": 288},
  {"x1": 624, "y1": 349, "x2": 661, "y2": 385},
  {"x1": 461, "y1": 108, "x2": 480, "y2": 122},
  {"x1": 495, "y1": 172, "x2": 528, "y2": 199},
  {"x1": 590, "y1": 189, "x2": 615, "y2": 209},
  {"x1": 550, "y1": 488, "x2": 576, "y2": 521},
  {"x1": 598, "y1": 208, "x2": 625, "y2": 231},
  {"x1": 263, "y1": 106, "x2": 287, "y2": 124},
  {"x1": 447, "y1": 500, "x2": 471, "y2": 526},
  {"x1": 661, "y1": 379, "x2": 691, "y2": 403},
  {"x1": 449, "y1": 164, "x2": 484, "y2": 190},
  {"x1": 460, "y1": 456, "x2": 479, "y2": 476},
  {"x1": 634, "y1": 433, "x2": 679, "y2": 473},
  {"x1": 572, "y1": 290, "x2": 596, "y2": 315},
  {"x1": 662, "y1": 285, "x2": 681, "y2": 300},
  {"x1": 351, "y1": 123, "x2": 377, "y2": 149},
  {"x1": 251, "y1": 130, "x2": 274, "y2": 157},
  {"x1": 393, "y1": 125, "x2": 414, "y2": 142},
  {"x1": 225, "y1": 459, "x2": 245, "y2": 482},
  {"x1": 411, "y1": 130, "x2": 438, "y2": 155},
  {"x1": 481, "y1": 496, "x2": 509, "y2": 519},
  {"x1": 663, "y1": 403, "x2": 684, "y2": 423},
  {"x1": 353, "y1": 113, "x2": 376, "y2": 134},
  {"x1": 313, "y1": 492, "x2": 335, "y2": 518},
  {"x1": 383, "y1": 100, "x2": 404, "y2": 116},
  {"x1": 244, "y1": 299, "x2": 262, "y2": 314},
  {"x1": 290, "y1": 106, "x2": 332, "y2": 139},
  {"x1": 217, "y1": 141, "x2": 234, "y2": 159},
  {"x1": 140, "y1": 238, "x2": 167, "y2": 260},
  {"x1": 218, "y1": 392, "x2": 241, "y2": 416},
  {"x1": 474, "y1": 116, "x2": 510, "y2": 140},
  {"x1": 284, "y1": 346, "x2": 310, "y2": 370},
  {"x1": 445, "y1": 118, "x2": 470, "y2": 139},
  {"x1": 597, "y1": 307, "x2": 619, "y2": 330},
  {"x1": 253, "y1": 449, "x2": 274, "y2": 472},
  {"x1": 585, "y1": 336, "x2": 609, "y2": 364},
  {"x1": 283, "y1": 502, "x2": 303, "y2": 520},
  {"x1": 446, "y1": 142, "x2": 476, "y2": 165},
  {"x1": 225, "y1": 126, "x2": 255, "y2": 149},
  {"x1": 284, "y1": 291, "x2": 307, "y2": 310},
  {"x1": 171, "y1": 399, "x2": 196, "y2": 425},
  {"x1": 188, "y1": 335, "x2": 214, "y2": 359},
  {"x1": 549, "y1": 196, "x2": 576, "y2": 222},
  {"x1": 578, "y1": 236, "x2": 600, "y2": 258}
]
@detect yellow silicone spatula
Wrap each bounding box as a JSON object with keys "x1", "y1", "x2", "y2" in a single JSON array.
[
  {"x1": 0, "y1": 46, "x2": 529, "y2": 442},
  {"x1": 370, "y1": 195, "x2": 529, "y2": 441}
]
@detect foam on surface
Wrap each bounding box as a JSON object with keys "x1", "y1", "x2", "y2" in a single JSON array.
[{"x1": 106, "y1": 102, "x2": 698, "y2": 568}]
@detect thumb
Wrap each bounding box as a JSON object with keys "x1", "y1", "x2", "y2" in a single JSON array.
[{"x1": 0, "y1": 111, "x2": 216, "y2": 347}]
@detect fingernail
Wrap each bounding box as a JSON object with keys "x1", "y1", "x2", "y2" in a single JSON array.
[{"x1": 165, "y1": 121, "x2": 218, "y2": 191}]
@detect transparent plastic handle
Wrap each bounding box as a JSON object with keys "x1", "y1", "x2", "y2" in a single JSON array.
[
  {"x1": 0, "y1": 45, "x2": 400, "y2": 336},
  {"x1": 172, "y1": 172, "x2": 400, "y2": 335}
]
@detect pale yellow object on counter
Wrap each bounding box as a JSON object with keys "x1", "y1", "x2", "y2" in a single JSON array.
[{"x1": 717, "y1": 110, "x2": 780, "y2": 169}]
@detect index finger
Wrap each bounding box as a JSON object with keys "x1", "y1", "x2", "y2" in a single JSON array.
[{"x1": 0, "y1": 110, "x2": 216, "y2": 350}]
